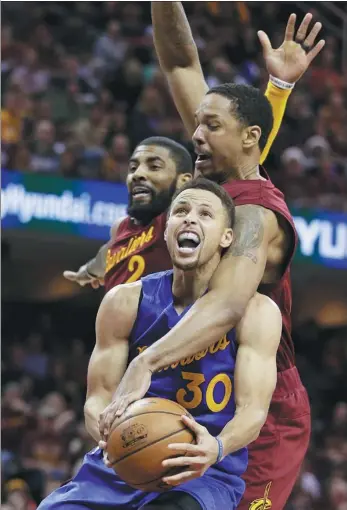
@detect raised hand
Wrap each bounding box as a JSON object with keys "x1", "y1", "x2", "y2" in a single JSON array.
[{"x1": 258, "y1": 13, "x2": 325, "y2": 83}]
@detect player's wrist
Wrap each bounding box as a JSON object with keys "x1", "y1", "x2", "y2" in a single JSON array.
[
  {"x1": 215, "y1": 436, "x2": 224, "y2": 463},
  {"x1": 269, "y1": 75, "x2": 295, "y2": 90}
]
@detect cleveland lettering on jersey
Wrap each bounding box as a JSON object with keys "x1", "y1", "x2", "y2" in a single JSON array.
[
  {"x1": 136, "y1": 334, "x2": 230, "y2": 372},
  {"x1": 106, "y1": 226, "x2": 155, "y2": 274}
]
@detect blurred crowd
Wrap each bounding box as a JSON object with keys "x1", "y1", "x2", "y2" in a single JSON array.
[
  {"x1": 1, "y1": 2, "x2": 347, "y2": 211},
  {"x1": 1, "y1": 302, "x2": 347, "y2": 510}
]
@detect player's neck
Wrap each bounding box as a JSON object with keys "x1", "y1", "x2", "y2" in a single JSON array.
[
  {"x1": 171, "y1": 254, "x2": 220, "y2": 314},
  {"x1": 227, "y1": 162, "x2": 263, "y2": 181}
]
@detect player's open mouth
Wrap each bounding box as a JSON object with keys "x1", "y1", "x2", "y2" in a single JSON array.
[
  {"x1": 177, "y1": 231, "x2": 201, "y2": 254},
  {"x1": 131, "y1": 186, "x2": 152, "y2": 200},
  {"x1": 195, "y1": 153, "x2": 212, "y2": 170}
]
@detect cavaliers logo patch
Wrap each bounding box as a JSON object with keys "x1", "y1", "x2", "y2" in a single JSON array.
[
  {"x1": 121, "y1": 423, "x2": 148, "y2": 449},
  {"x1": 249, "y1": 482, "x2": 272, "y2": 510}
]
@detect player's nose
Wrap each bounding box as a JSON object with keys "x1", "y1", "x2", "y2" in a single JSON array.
[
  {"x1": 131, "y1": 165, "x2": 148, "y2": 181},
  {"x1": 192, "y1": 125, "x2": 206, "y2": 146}
]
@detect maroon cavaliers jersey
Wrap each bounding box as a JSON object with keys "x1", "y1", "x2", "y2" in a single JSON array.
[
  {"x1": 223, "y1": 168, "x2": 297, "y2": 372},
  {"x1": 104, "y1": 214, "x2": 171, "y2": 292}
]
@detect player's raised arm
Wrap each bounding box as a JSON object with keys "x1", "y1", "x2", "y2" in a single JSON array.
[
  {"x1": 218, "y1": 293, "x2": 281, "y2": 454},
  {"x1": 151, "y1": 1, "x2": 208, "y2": 136},
  {"x1": 260, "y1": 13, "x2": 325, "y2": 163},
  {"x1": 63, "y1": 217, "x2": 124, "y2": 289},
  {"x1": 84, "y1": 283, "x2": 141, "y2": 442}
]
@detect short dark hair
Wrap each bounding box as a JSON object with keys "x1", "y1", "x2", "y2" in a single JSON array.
[
  {"x1": 207, "y1": 83, "x2": 273, "y2": 150},
  {"x1": 137, "y1": 137, "x2": 193, "y2": 174},
  {"x1": 171, "y1": 177, "x2": 235, "y2": 227}
]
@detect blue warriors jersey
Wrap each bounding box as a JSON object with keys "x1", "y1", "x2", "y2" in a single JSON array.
[{"x1": 38, "y1": 271, "x2": 246, "y2": 510}]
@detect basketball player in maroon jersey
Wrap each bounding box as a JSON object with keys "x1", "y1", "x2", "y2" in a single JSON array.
[
  {"x1": 64, "y1": 137, "x2": 193, "y2": 290},
  {"x1": 103, "y1": 5, "x2": 326, "y2": 509}
]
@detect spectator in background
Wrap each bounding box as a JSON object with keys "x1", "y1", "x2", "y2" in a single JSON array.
[
  {"x1": 30, "y1": 120, "x2": 60, "y2": 173},
  {"x1": 93, "y1": 20, "x2": 128, "y2": 78},
  {"x1": 10, "y1": 47, "x2": 49, "y2": 96},
  {"x1": 101, "y1": 133, "x2": 130, "y2": 182}
]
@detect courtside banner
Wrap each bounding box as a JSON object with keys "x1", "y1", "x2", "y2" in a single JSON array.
[
  {"x1": 1, "y1": 170, "x2": 128, "y2": 241},
  {"x1": 2, "y1": 170, "x2": 347, "y2": 268},
  {"x1": 292, "y1": 208, "x2": 347, "y2": 270}
]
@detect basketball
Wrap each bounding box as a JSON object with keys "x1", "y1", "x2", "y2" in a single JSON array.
[{"x1": 106, "y1": 397, "x2": 195, "y2": 492}]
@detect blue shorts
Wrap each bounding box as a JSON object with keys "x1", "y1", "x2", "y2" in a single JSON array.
[{"x1": 38, "y1": 448, "x2": 244, "y2": 510}]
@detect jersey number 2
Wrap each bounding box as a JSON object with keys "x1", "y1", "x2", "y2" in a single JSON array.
[
  {"x1": 126, "y1": 255, "x2": 146, "y2": 283},
  {"x1": 176, "y1": 371, "x2": 232, "y2": 413}
]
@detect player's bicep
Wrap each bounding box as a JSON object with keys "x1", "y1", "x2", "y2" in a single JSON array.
[
  {"x1": 209, "y1": 205, "x2": 276, "y2": 308},
  {"x1": 86, "y1": 285, "x2": 140, "y2": 400},
  {"x1": 235, "y1": 295, "x2": 281, "y2": 414},
  {"x1": 166, "y1": 67, "x2": 209, "y2": 136}
]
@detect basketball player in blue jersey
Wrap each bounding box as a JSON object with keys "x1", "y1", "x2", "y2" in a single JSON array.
[{"x1": 38, "y1": 178, "x2": 281, "y2": 510}]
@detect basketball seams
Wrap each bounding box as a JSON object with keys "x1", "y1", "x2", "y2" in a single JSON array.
[
  {"x1": 110, "y1": 409, "x2": 189, "y2": 433},
  {"x1": 110, "y1": 425, "x2": 193, "y2": 465},
  {"x1": 113, "y1": 430, "x2": 196, "y2": 487}
]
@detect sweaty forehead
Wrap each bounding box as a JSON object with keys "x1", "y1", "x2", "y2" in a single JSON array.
[
  {"x1": 195, "y1": 93, "x2": 232, "y2": 118},
  {"x1": 173, "y1": 189, "x2": 223, "y2": 211},
  {"x1": 131, "y1": 144, "x2": 171, "y2": 163}
]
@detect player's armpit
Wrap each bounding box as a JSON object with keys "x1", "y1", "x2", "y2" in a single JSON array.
[
  {"x1": 84, "y1": 283, "x2": 141, "y2": 442},
  {"x1": 152, "y1": 1, "x2": 208, "y2": 136},
  {"x1": 218, "y1": 294, "x2": 282, "y2": 456},
  {"x1": 261, "y1": 82, "x2": 292, "y2": 164}
]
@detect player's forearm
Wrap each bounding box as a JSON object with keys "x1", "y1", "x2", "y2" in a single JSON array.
[
  {"x1": 261, "y1": 81, "x2": 292, "y2": 164},
  {"x1": 151, "y1": 1, "x2": 199, "y2": 71},
  {"x1": 142, "y1": 291, "x2": 244, "y2": 372},
  {"x1": 84, "y1": 395, "x2": 110, "y2": 442},
  {"x1": 86, "y1": 243, "x2": 108, "y2": 278},
  {"x1": 218, "y1": 406, "x2": 268, "y2": 457}
]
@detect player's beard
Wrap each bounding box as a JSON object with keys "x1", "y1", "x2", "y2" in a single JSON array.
[{"x1": 127, "y1": 179, "x2": 177, "y2": 225}]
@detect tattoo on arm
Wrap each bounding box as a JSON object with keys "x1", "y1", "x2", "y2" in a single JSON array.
[
  {"x1": 152, "y1": 2, "x2": 197, "y2": 67},
  {"x1": 230, "y1": 206, "x2": 265, "y2": 264}
]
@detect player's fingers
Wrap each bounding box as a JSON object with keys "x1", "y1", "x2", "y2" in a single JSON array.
[
  {"x1": 284, "y1": 13, "x2": 296, "y2": 41},
  {"x1": 115, "y1": 400, "x2": 127, "y2": 417},
  {"x1": 168, "y1": 443, "x2": 202, "y2": 454},
  {"x1": 162, "y1": 470, "x2": 197, "y2": 485},
  {"x1": 295, "y1": 13, "x2": 313, "y2": 42},
  {"x1": 162, "y1": 456, "x2": 204, "y2": 468},
  {"x1": 98, "y1": 440, "x2": 107, "y2": 450},
  {"x1": 91, "y1": 280, "x2": 100, "y2": 289},
  {"x1": 257, "y1": 31, "x2": 272, "y2": 56},
  {"x1": 181, "y1": 414, "x2": 204, "y2": 434},
  {"x1": 63, "y1": 270, "x2": 77, "y2": 281},
  {"x1": 307, "y1": 39, "x2": 326, "y2": 64},
  {"x1": 304, "y1": 21, "x2": 322, "y2": 48},
  {"x1": 99, "y1": 278, "x2": 105, "y2": 286}
]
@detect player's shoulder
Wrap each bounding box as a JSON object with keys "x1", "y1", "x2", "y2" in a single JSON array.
[
  {"x1": 110, "y1": 215, "x2": 129, "y2": 242},
  {"x1": 251, "y1": 292, "x2": 281, "y2": 317},
  {"x1": 102, "y1": 280, "x2": 143, "y2": 312}
]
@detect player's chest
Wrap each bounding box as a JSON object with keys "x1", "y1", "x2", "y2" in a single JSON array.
[{"x1": 105, "y1": 226, "x2": 170, "y2": 283}]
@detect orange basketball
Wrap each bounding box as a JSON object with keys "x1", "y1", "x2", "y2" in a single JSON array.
[{"x1": 106, "y1": 397, "x2": 195, "y2": 492}]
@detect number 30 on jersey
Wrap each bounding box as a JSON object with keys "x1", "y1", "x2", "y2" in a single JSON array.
[{"x1": 176, "y1": 371, "x2": 232, "y2": 412}]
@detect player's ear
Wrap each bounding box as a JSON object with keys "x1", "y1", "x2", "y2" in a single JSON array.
[
  {"x1": 164, "y1": 225, "x2": 168, "y2": 242},
  {"x1": 242, "y1": 125, "x2": 261, "y2": 150},
  {"x1": 220, "y1": 228, "x2": 233, "y2": 249},
  {"x1": 176, "y1": 173, "x2": 192, "y2": 189}
]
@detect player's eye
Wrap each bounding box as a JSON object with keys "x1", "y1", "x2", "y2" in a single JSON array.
[
  {"x1": 200, "y1": 210, "x2": 212, "y2": 218},
  {"x1": 207, "y1": 124, "x2": 219, "y2": 131},
  {"x1": 128, "y1": 165, "x2": 137, "y2": 173},
  {"x1": 174, "y1": 207, "x2": 187, "y2": 215}
]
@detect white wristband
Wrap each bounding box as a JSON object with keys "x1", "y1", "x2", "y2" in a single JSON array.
[{"x1": 269, "y1": 75, "x2": 295, "y2": 90}]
